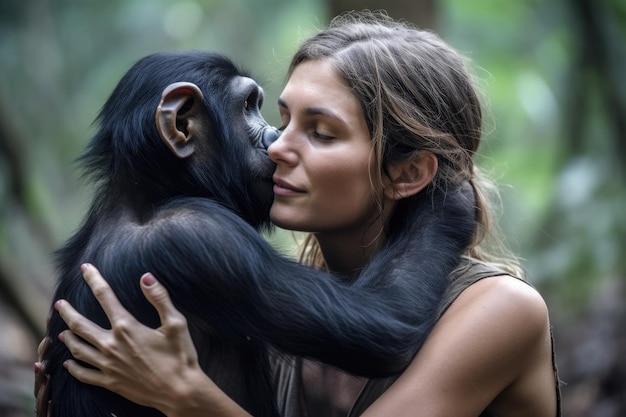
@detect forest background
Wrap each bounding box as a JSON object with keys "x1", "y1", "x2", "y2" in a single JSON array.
[{"x1": 0, "y1": 0, "x2": 624, "y2": 416}]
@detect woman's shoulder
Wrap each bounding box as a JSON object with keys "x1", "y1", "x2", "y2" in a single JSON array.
[
  {"x1": 389, "y1": 273, "x2": 554, "y2": 416},
  {"x1": 364, "y1": 269, "x2": 554, "y2": 416},
  {"x1": 443, "y1": 257, "x2": 549, "y2": 333},
  {"x1": 436, "y1": 260, "x2": 551, "y2": 375},
  {"x1": 437, "y1": 257, "x2": 541, "y2": 318},
  {"x1": 448, "y1": 273, "x2": 549, "y2": 332}
]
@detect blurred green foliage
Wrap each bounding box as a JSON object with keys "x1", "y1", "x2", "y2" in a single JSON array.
[
  {"x1": 0, "y1": 0, "x2": 329, "y2": 325},
  {"x1": 440, "y1": 0, "x2": 625, "y2": 308},
  {"x1": 1, "y1": 0, "x2": 625, "y2": 415},
  {"x1": 0, "y1": 0, "x2": 624, "y2": 319},
  {"x1": 1, "y1": 0, "x2": 625, "y2": 316}
]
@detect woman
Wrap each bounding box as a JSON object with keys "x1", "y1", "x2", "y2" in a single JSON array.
[{"x1": 38, "y1": 11, "x2": 560, "y2": 417}]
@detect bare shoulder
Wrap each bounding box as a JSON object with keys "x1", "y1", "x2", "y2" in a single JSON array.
[
  {"x1": 437, "y1": 275, "x2": 550, "y2": 354},
  {"x1": 365, "y1": 275, "x2": 555, "y2": 416},
  {"x1": 431, "y1": 274, "x2": 552, "y2": 385},
  {"x1": 458, "y1": 274, "x2": 548, "y2": 313}
]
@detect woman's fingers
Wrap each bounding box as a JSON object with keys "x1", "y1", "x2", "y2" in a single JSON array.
[
  {"x1": 37, "y1": 337, "x2": 50, "y2": 361},
  {"x1": 59, "y1": 330, "x2": 108, "y2": 370},
  {"x1": 34, "y1": 360, "x2": 49, "y2": 404},
  {"x1": 35, "y1": 333, "x2": 52, "y2": 416},
  {"x1": 80, "y1": 263, "x2": 130, "y2": 324},
  {"x1": 48, "y1": 265, "x2": 208, "y2": 410},
  {"x1": 140, "y1": 273, "x2": 199, "y2": 364},
  {"x1": 54, "y1": 299, "x2": 106, "y2": 349},
  {"x1": 63, "y1": 359, "x2": 107, "y2": 388},
  {"x1": 34, "y1": 371, "x2": 51, "y2": 417},
  {"x1": 140, "y1": 273, "x2": 186, "y2": 330}
]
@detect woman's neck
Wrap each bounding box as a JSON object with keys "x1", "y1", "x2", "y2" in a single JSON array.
[
  {"x1": 314, "y1": 200, "x2": 397, "y2": 281},
  {"x1": 315, "y1": 228, "x2": 386, "y2": 281}
]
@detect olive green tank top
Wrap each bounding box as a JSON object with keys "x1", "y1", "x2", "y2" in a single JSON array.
[{"x1": 271, "y1": 258, "x2": 562, "y2": 417}]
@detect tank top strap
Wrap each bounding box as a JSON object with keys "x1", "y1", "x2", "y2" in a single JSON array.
[
  {"x1": 348, "y1": 257, "x2": 560, "y2": 417},
  {"x1": 435, "y1": 257, "x2": 514, "y2": 320},
  {"x1": 272, "y1": 258, "x2": 561, "y2": 417}
]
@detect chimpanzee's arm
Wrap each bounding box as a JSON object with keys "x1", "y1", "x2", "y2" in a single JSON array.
[{"x1": 110, "y1": 183, "x2": 475, "y2": 378}]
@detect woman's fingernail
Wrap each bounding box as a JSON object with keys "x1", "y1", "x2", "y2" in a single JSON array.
[
  {"x1": 58, "y1": 332, "x2": 65, "y2": 342},
  {"x1": 80, "y1": 263, "x2": 91, "y2": 273},
  {"x1": 141, "y1": 273, "x2": 156, "y2": 287}
]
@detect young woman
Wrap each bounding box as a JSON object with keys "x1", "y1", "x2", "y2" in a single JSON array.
[{"x1": 38, "y1": 11, "x2": 560, "y2": 417}]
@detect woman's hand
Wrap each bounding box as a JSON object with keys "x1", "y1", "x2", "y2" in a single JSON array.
[
  {"x1": 34, "y1": 337, "x2": 51, "y2": 417},
  {"x1": 55, "y1": 263, "x2": 248, "y2": 417}
]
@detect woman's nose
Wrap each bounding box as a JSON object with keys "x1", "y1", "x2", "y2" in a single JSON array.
[{"x1": 267, "y1": 128, "x2": 297, "y2": 165}]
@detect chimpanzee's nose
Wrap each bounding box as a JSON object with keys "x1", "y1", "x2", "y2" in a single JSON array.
[{"x1": 262, "y1": 126, "x2": 281, "y2": 149}]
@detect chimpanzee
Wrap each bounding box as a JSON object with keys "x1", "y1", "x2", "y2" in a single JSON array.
[{"x1": 41, "y1": 50, "x2": 476, "y2": 417}]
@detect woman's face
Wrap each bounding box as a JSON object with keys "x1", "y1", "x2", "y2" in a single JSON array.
[{"x1": 268, "y1": 60, "x2": 383, "y2": 236}]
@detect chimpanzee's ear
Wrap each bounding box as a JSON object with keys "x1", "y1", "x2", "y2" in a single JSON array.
[{"x1": 156, "y1": 82, "x2": 206, "y2": 159}]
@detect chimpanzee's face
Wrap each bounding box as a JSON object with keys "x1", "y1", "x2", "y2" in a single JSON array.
[
  {"x1": 96, "y1": 51, "x2": 280, "y2": 228},
  {"x1": 225, "y1": 75, "x2": 279, "y2": 218}
]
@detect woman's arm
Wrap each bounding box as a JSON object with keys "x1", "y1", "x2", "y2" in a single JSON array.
[
  {"x1": 56, "y1": 263, "x2": 251, "y2": 417},
  {"x1": 362, "y1": 275, "x2": 554, "y2": 417}
]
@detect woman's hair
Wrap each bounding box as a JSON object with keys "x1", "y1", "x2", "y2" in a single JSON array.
[{"x1": 293, "y1": 10, "x2": 522, "y2": 277}]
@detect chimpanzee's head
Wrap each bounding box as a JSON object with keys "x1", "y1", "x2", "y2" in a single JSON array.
[{"x1": 84, "y1": 50, "x2": 279, "y2": 229}]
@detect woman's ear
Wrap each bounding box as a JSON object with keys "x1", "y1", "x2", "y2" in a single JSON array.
[{"x1": 383, "y1": 151, "x2": 438, "y2": 200}]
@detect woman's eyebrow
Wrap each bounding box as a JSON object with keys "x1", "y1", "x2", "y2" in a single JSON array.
[{"x1": 277, "y1": 97, "x2": 345, "y2": 124}]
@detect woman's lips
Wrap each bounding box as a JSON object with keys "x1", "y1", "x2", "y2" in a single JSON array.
[{"x1": 273, "y1": 176, "x2": 305, "y2": 196}]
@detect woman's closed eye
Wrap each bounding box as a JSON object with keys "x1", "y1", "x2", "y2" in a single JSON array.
[{"x1": 312, "y1": 130, "x2": 335, "y2": 141}]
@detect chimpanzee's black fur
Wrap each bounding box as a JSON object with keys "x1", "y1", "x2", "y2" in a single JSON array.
[{"x1": 42, "y1": 50, "x2": 476, "y2": 416}]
